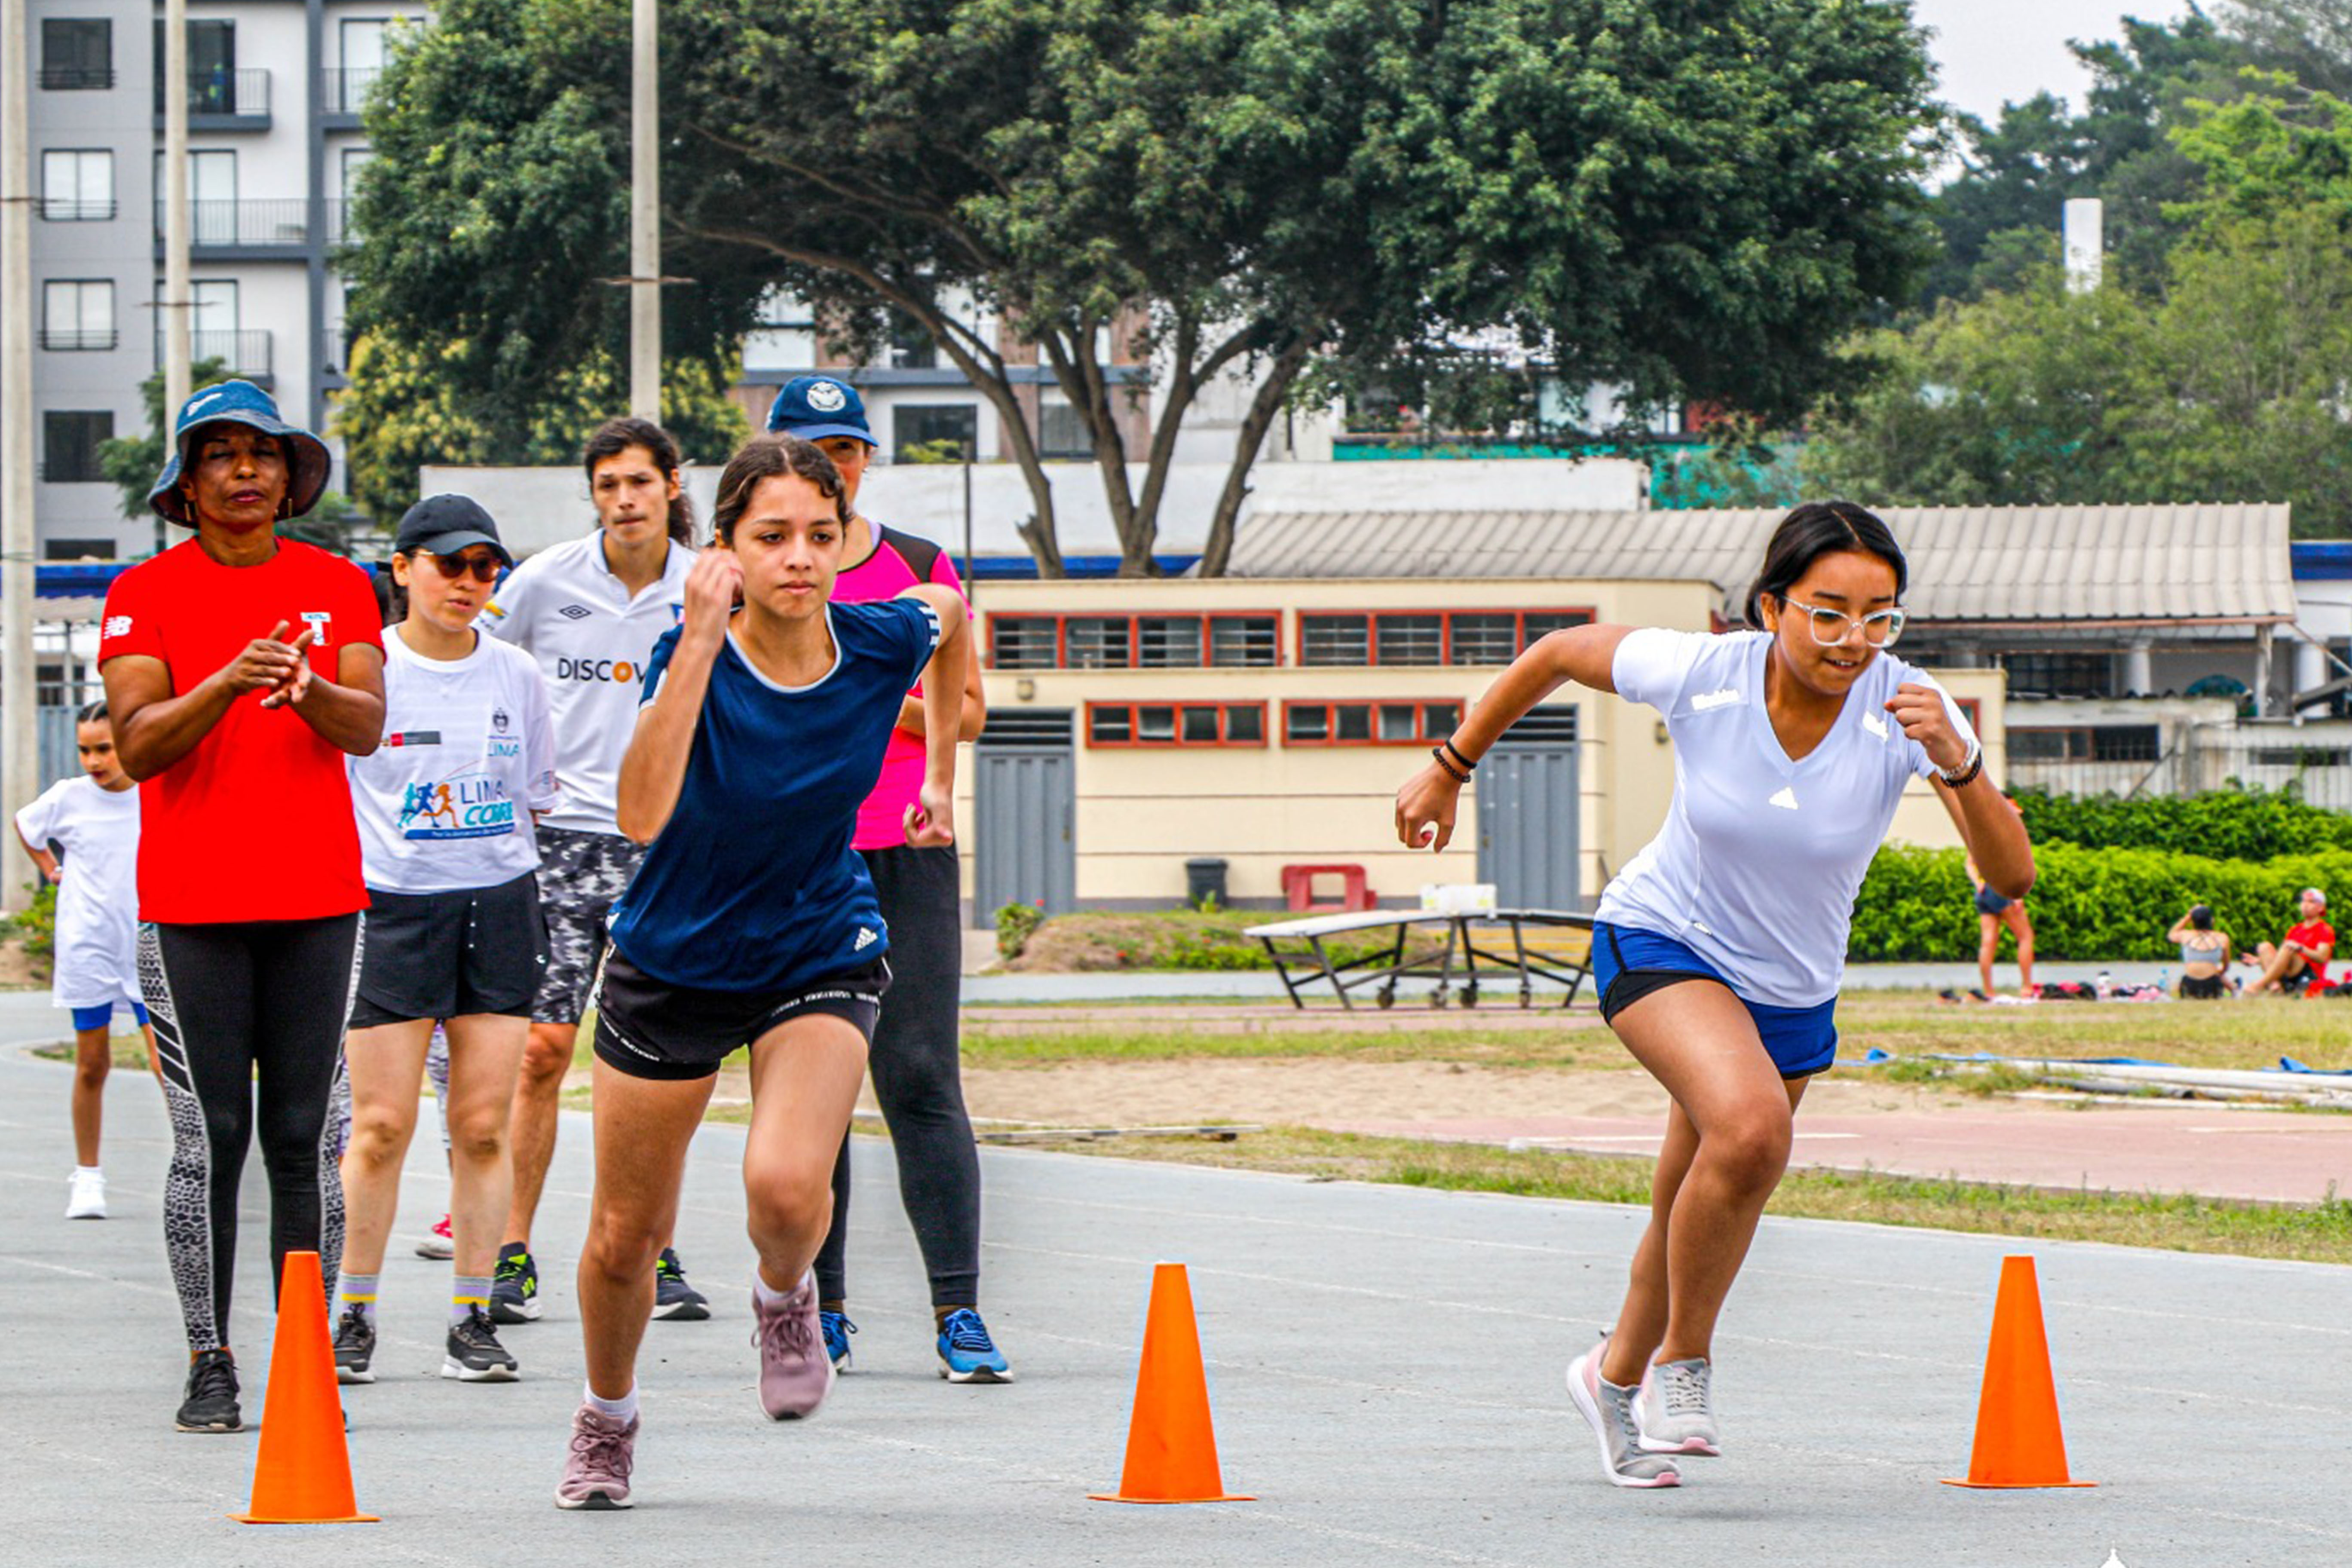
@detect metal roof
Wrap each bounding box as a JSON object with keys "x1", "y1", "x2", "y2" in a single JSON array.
[{"x1": 1225, "y1": 504, "x2": 2297, "y2": 626}]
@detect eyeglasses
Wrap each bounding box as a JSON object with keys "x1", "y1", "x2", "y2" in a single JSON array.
[
  {"x1": 418, "y1": 549, "x2": 502, "y2": 584},
  {"x1": 1781, "y1": 597, "x2": 1905, "y2": 648}
]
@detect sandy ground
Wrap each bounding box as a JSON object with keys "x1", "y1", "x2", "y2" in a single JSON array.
[{"x1": 948, "y1": 1058, "x2": 1986, "y2": 1128}]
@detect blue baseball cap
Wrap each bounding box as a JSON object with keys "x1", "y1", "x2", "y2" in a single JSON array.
[
  {"x1": 765, "y1": 375, "x2": 876, "y2": 446},
  {"x1": 148, "y1": 379, "x2": 333, "y2": 526}
]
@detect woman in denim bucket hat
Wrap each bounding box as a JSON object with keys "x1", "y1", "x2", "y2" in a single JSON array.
[{"x1": 99, "y1": 379, "x2": 387, "y2": 1432}]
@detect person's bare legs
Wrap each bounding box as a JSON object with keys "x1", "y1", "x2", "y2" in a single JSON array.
[
  {"x1": 2248, "y1": 941, "x2": 2306, "y2": 995},
  {"x1": 2002, "y1": 904, "x2": 2036, "y2": 994},
  {"x1": 443, "y1": 1014, "x2": 527, "y2": 1281},
  {"x1": 503, "y1": 1019, "x2": 575, "y2": 1248},
  {"x1": 70, "y1": 1025, "x2": 113, "y2": 1168},
  {"x1": 1976, "y1": 913, "x2": 2001, "y2": 997},
  {"x1": 741, "y1": 1015, "x2": 869, "y2": 1294},
  {"x1": 576, "y1": 1060, "x2": 711, "y2": 1401},
  {"x1": 339, "y1": 1020, "x2": 435, "y2": 1278},
  {"x1": 1596, "y1": 982, "x2": 1803, "y2": 1385}
]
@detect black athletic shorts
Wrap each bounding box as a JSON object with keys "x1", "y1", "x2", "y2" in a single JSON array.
[
  {"x1": 348, "y1": 872, "x2": 549, "y2": 1028},
  {"x1": 589, "y1": 946, "x2": 891, "y2": 1082},
  {"x1": 2179, "y1": 972, "x2": 2228, "y2": 1000}
]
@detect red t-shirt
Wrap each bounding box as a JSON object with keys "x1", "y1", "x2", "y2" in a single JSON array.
[
  {"x1": 832, "y1": 527, "x2": 966, "y2": 852},
  {"x1": 98, "y1": 538, "x2": 384, "y2": 924},
  {"x1": 2288, "y1": 918, "x2": 2335, "y2": 988}
]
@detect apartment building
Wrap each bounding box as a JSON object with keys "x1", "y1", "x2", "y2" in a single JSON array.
[{"x1": 21, "y1": 0, "x2": 423, "y2": 560}]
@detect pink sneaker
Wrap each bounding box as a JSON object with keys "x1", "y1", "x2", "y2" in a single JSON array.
[
  {"x1": 554, "y1": 1404, "x2": 637, "y2": 1510},
  {"x1": 752, "y1": 1273, "x2": 833, "y2": 1420}
]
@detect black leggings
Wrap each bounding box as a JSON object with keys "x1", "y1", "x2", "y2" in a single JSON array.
[
  {"x1": 141, "y1": 915, "x2": 362, "y2": 1354},
  {"x1": 817, "y1": 846, "x2": 980, "y2": 1308}
]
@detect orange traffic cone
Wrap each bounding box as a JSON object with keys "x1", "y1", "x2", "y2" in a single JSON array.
[
  {"x1": 232, "y1": 1251, "x2": 378, "y2": 1524},
  {"x1": 1942, "y1": 1255, "x2": 2095, "y2": 1489},
  {"x1": 1090, "y1": 1262, "x2": 1255, "y2": 1504}
]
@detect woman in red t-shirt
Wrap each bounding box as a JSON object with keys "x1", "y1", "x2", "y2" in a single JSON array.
[{"x1": 98, "y1": 380, "x2": 386, "y2": 1434}]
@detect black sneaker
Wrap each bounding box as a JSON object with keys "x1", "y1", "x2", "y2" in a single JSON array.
[
  {"x1": 175, "y1": 1348, "x2": 242, "y2": 1433},
  {"x1": 333, "y1": 1306, "x2": 377, "y2": 1385},
  {"x1": 652, "y1": 1247, "x2": 709, "y2": 1322},
  {"x1": 491, "y1": 1241, "x2": 542, "y2": 1323},
  {"x1": 442, "y1": 1305, "x2": 521, "y2": 1382}
]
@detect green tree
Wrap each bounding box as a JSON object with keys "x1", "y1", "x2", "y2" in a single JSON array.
[
  {"x1": 335, "y1": 329, "x2": 746, "y2": 524},
  {"x1": 98, "y1": 361, "x2": 361, "y2": 557},
  {"x1": 2169, "y1": 81, "x2": 2352, "y2": 227},
  {"x1": 348, "y1": 0, "x2": 1939, "y2": 576},
  {"x1": 2218, "y1": 0, "x2": 2352, "y2": 98}
]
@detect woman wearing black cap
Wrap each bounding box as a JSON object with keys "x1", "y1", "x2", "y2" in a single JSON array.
[
  {"x1": 97, "y1": 380, "x2": 387, "y2": 1431},
  {"x1": 332, "y1": 496, "x2": 557, "y2": 1390}
]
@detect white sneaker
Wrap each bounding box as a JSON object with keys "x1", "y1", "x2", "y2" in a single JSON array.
[
  {"x1": 1634, "y1": 1357, "x2": 1720, "y2": 1455},
  {"x1": 64, "y1": 1168, "x2": 106, "y2": 1220}
]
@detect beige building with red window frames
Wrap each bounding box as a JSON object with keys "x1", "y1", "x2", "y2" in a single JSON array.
[{"x1": 955, "y1": 575, "x2": 2005, "y2": 918}]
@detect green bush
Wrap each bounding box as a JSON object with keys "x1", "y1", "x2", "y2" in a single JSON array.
[
  {"x1": 995, "y1": 900, "x2": 1046, "y2": 960},
  {"x1": 2, "y1": 881, "x2": 56, "y2": 980},
  {"x1": 2015, "y1": 784, "x2": 2352, "y2": 862},
  {"x1": 1850, "y1": 840, "x2": 2352, "y2": 962}
]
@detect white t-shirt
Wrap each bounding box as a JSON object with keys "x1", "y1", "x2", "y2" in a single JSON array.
[
  {"x1": 1594, "y1": 629, "x2": 1978, "y2": 1008},
  {"x1": 13, "y1": 776, "x2": 141, "y2": 1009},
  {"x1": 348, "y1": 629, "x2": 559, "y2": 894},
  {"x1": 478, "y1": 531, "x2": 694, "y2": 835}
]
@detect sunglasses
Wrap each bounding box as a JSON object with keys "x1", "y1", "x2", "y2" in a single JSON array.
[{"x1": 416, "y1": 549, "x2": 503, "y2": 584}]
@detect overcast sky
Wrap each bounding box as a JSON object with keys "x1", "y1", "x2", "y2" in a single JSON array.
[{"x1": 1911, "y1": 0, "x2": 2196, "y2": 124}]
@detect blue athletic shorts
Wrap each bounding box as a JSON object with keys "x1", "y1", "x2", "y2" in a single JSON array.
[
  {"x1": 70, "y1": 1001, "x2": 149, "y2": 1032},
  {"x1": 1590, "y1": 922, "x2": 1838, "y2": 1079}
]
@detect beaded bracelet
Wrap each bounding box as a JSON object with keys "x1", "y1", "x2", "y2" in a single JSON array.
[
  {"x1": 1939, "y1": 741, "x2": 1984, "y2": 790},
  {"x1": 1430, "y1": 745, "x2": 1472, "y2": 784}
]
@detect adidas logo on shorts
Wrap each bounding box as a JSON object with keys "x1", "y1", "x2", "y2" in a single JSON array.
[{"x1": 854, "y1": 927, "x2": 879, "y2": 951}]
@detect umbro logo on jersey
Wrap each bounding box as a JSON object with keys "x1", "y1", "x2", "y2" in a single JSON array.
[
  {"x1": 854, "y1": 927, "x2": 879, "y2": 951},
  {"x1": 1768, "y1": 786, "x2": 1799, "y2": 811},
  {"x1": 1691, "y1": 688, "x2": 1742, "y2": 711},
  {"x1": 559, "y1": 603, "x2": 592, "y2": 620}
]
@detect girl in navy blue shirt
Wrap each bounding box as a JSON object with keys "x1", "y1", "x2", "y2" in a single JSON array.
[{"x1": 555, "y1": 434, "x2": 968, "y2": 1511}]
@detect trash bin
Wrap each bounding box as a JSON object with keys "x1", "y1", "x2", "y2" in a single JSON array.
[{"x1": 1185, "y1": 858, "x2": 1228, "y2": 911}]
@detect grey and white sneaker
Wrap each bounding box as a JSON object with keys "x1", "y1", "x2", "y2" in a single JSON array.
[
  {"x1": 333, "y1": 1306, "x2": 377, "y2": 1385},
  {"x1": 1635, "y1": 1356, "x2": 1720, "y2": 1456},
  {"x1": 442, "y1": 1305, "x2": 521, "y2": 1382},
  {"x1": 1565, "y1": 1338, "x2": 1681, "y2": 1489}
]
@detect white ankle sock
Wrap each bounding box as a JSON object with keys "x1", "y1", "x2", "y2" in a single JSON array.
[
  {"x1": 584, "y1": 1382, "x2": 638, "y2": 1424},
  {"x1": 752, "y1": 1271, "x2": 792, "y2": 1310}
]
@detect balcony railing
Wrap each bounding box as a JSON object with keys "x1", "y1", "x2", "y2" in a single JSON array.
[
  {"x1": 326, "y1": 66, "x2": 382, "y2": 116},
  {"x1": 154, "y1": 199, "x2": 309, "y2": 248},
  {"x1": 38, "y1": 198, "x2": 117, "y2": 221},
  {"x1": 40, "y1": 328, "x2": 119, "y2": 352},
  {"x1": 154, "y1": 329, "x2": 273, "y2": 380},
  {"x1": 324, "y1": 198, "x2": 352, "y2": 246},
  {"x1": 154, "y1": 67, "x2": 270, "y2": 119}
]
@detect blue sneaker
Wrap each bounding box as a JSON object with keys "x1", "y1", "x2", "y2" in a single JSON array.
[
  {"x1": 821, "y1": 1309, "x2": 857, "y2": 1371},
  {"x1": 936, "y1": 1308, "x2": 1013, "y2": 1384}
]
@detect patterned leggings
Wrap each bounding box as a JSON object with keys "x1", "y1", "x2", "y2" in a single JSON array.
[{"x1": 140, "y1": 915, "x2": 362, "y2": 1354}]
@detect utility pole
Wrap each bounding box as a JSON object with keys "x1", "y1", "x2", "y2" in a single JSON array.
[
  {"x1": 163, "y1": 0, "x2": 192, "y2": 413},
  {"x1": 3, "y1": 0, "x2": 39, "y2": 911},
  {"x1": 628, "y1": 0, "x2": 658, "y2": 420}
]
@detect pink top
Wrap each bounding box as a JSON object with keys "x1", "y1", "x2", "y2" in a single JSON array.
[{"x1": 833, "y1": 526, "x2": 968, "y2": 851}]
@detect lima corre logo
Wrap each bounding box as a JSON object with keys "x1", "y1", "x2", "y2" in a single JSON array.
[{"x1": 806, "y1": 380, "x2": 849, "y2": 414}]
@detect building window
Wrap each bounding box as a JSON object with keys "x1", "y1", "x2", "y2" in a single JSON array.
[
  {"x1": 44, "y1": 539, "x2": 117, "y2": 561},
  {"x1": 42, "y1": 412, "x2": 115, "y2": 484},
  {"x1": 986, "y1": 612, "x2": 1281, "y2": 669},
  {"x1": 41, "y1": 280, "x2": 116, "y2": 352},
  {"x1": 1299, "y1": 608, "x2": 1595, "y2": 666},
  {"x1": 40, "y1": 20, "x2": 113, "y2": 89},
  {"x1": 337, "y1": 18, "x2": 389, "y2": 113},
  {"x1": 1037, "y1": 398, "x2": 1091, "y2": 460},
  {"x1": 2009, "y1": 725, "x2": 2161, "y2": 763},
  {"x1": 40, "y1": 150, "x2": 114, "y2": 220},
  {"x1": 886, "y1": 308, "x2": 937, "y2": 370},
  {"x1": 155, "y1": 18, "x2": 239, "y2": 115},
  {"x1": 1088, "y1": 702, "x2": 1267, "y2": 748},
  {"x1": 1284, "y1": 700, "x2": 1464, "y2": 747},
  {"x1": 1999, "y1": 651, "x2": 2113, "y2": 699},
  {"x1": 893, "y1": 404, "x2": 977, "y2": 462}
]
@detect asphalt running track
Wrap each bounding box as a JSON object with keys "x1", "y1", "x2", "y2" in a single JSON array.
[{"x1": 1, "y1": 992, "x2": 2346, "y2": 1566}]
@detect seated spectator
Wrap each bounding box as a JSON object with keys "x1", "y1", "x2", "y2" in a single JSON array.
[
  {"x1": 2167, "y1": 904, "x2": 2234, "y2": 999},
  {"x1": 2242, "y1": 887, "x2": 2333, "y2": 996}
]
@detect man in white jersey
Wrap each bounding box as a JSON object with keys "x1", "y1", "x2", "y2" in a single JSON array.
[
  {"x1": 1397, "y1": 501, "x2": 2032, "y2": 1490},
  {"x1": 478, "y1": 418, "x2": 709, "y2": 1324}
]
